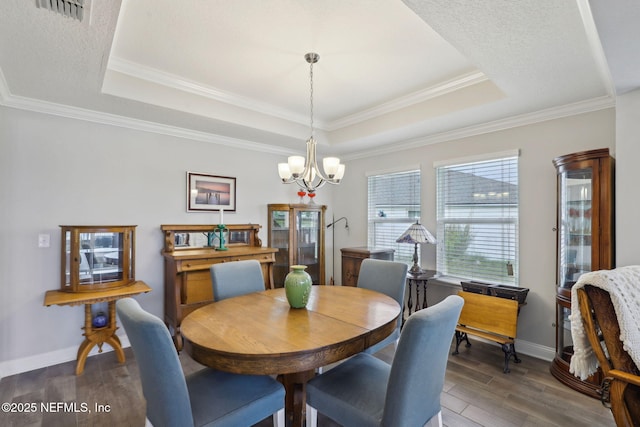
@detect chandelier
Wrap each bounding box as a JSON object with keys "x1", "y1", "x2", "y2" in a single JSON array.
[{"x1": 278, "y1": 53, "x2": 345, "y2": 194}]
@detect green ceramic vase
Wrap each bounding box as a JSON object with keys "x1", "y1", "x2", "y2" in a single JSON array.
[{"x1": 284, "y1": 265, "x2": 312, "y2": 308}]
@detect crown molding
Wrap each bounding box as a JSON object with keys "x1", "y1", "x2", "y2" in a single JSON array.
[
  {"x1": 107, "y1": 57, "x2": 313, "y2": 127},
  {"x1": 344, "y1": 95, "x2": 615, "y2": 161},
  {"x1": 107, "y1": 58, "x2": 488, "y2": 133},
  {"x1": 0, "y1": 80, "x2": 293, "y2": 156},
  {"x1": 1, "y1": 63, "x2": 615, "y2": 161},
  {"x1": 326, "y1": 71, "x2": 488, "y2": 131},
  {"x1": 576, "y1": 0, "x2": 616, "y2": 97}
]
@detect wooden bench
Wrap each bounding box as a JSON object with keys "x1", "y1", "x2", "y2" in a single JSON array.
[{"x1": 453, "y1": 290, "x2": 521, "y2": 373}]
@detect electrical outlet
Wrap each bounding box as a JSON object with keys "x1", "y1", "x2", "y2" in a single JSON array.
[{"x1": 38, "y1": 234, "x2": 50, "y2": 248}]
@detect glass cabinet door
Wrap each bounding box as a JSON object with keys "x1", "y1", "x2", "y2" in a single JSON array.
[
  {"x1": 558, "y1": 167, "x2": 593, "y2": 290},
  {"x1": 269, "y1": 208, "x2": 290, "y2": 287},
  {"x1": 296, "y1": 209, "x2": 321, "y2": 284},
  {"x1": 268, "y1": 204, "x2": 326, "y2": 287},
  {"x1": 61, "y1": 225, "x2": 136, "y2": 292}
]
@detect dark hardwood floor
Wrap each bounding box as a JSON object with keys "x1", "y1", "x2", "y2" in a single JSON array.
[{"x1": 0, "y1": 339, "x2": 615, "y2": 427}]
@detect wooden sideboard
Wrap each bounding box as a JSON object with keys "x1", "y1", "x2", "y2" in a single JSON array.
[
  {"x1": 340, "y1": 247, "x2": 395, "y2": 286},
  {"x1": 161, "y1": 224, "x2": 277, "y2": 350}
]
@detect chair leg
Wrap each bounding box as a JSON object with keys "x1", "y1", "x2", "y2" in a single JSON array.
[
  {"x1": 424, "y1": 410, "x2": 443, "y2": 427},
  {"x1": 273, "y1": 408, "x2": 285, "y2": 427},
  {"x1": 452, "y1": 331, "x2": 470, "y2": 355},
  {"x1": 608, "y1": 380, "x2": 632, "y2": 427},
  {"x1": 511, "y1": 343, "x2": 521, "y2": 364},
  {"x1": 500, "y1": 342, "x2": 521, "y2": 373},
  {"x1": 306, "y1": 404, "x2": 318, "y2": 427}
]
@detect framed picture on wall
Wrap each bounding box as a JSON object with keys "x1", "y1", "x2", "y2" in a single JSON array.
[{"x1": 187, "y1": 172, "x2": 236, "y2": 212}]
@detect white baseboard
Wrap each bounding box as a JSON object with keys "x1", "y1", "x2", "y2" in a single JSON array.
[
  {"x1": 0, "y1": 334, "x2": 130, "y2": 380},
  {"x1": 515, "y1": 338, "x2": 555, "y2": 362},
  {"x1": 459, "y1": 335, "x2": 555, "y2": 362}
]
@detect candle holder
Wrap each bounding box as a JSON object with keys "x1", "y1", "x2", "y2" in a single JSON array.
[
  {"x1": 206, "y1": 232, "x2": 216, "y2": 248},
  {"x1": 216, "y1": 224, "x2": 228, "y2": 251},
  {"x1": 297, "y1": 190, "x2": 306, "y2": 203}
]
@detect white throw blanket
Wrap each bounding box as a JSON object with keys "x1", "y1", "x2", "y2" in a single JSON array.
[{"x1": 569, "y1": 266, "x2": 640, "y2": 380}]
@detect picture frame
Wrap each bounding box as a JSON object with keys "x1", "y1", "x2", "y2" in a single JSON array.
[{"x1": 187, "y1": 172, "x2": 236, "y2": 212}]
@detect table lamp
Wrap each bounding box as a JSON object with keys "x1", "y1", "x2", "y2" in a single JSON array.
[{"x1": 396, "y1": 220, "x2": 436, "y2": 275}]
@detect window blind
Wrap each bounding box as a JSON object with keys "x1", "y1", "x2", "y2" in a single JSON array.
[
  {"x1": 436, "y1": 154, "x2": 519, "y2": 285},
  {"x1": 367, "y1": 170, "x2": 421, "y2": 266}
]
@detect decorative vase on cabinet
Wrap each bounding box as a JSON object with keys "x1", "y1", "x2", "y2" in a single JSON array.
[
  {"x1": 268, "y1": 204, "x2": 326, "y2": 287},
  {"x1": 549, "y1": 148, "x2": 614, "y2": 398}
]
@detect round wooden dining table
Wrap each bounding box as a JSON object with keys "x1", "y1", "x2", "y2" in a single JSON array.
[{"x1": 181, "y1": 285, "x2": 401, "y2": 427}]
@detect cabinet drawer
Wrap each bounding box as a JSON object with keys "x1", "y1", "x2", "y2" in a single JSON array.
[
  {"x1": 182, "y1": 270, "x2": 213, "y2": 304},
  {"x1": 179, "y1": 253, "x2": 275, "y2": 272},
  {"x1": 219, "y1": 253, "x2": 276, "y2": 264}
]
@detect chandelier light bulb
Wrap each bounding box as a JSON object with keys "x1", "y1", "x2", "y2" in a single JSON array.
[
  {"x1": 323, "y1": 157, "x2": 340, "y2": 177},
  {"x1": 287, "y1": 156, "x2": 306, "y2": 177},
  {"x1": 278, "y1": 163, "x2": 292, "y2": 180}
]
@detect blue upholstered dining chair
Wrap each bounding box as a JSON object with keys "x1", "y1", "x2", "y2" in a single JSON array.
[
  {"x1": 357, "y1": 258, "x2": 409, "y2": 354},
  {"x1": 306, "y1": 295, "x2": 464, "y2": 427},
  {"x1": 116, "y1": 298, "x2": 285, "y2": 427},
  {"x1": 210, "y1": 259, "x2": 265, "y2": 302}
]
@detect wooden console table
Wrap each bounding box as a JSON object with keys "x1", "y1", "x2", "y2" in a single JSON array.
[{"x1": 43, "y1": 281, "x2": 151, "y2": 375}]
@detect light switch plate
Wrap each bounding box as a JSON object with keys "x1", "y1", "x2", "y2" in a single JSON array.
[{"x1": 38, "y1": 234, "x2": 50, "y2": 248}]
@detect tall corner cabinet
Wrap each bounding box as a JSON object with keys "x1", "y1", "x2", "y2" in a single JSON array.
[
  {"x1": 268, "y1": 204, "x2": 326, "y2": 287},
  {"x1": 549, "y1": 148, "x2": 615, "y2": 398}
]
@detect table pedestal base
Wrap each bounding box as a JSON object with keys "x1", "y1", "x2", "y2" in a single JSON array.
[
  {"x1": 279, "y1": 370, "x2": 315, "y2": 427},
  {"x1": 76, "y1": 301, "x2": 125, "y2": 375}
]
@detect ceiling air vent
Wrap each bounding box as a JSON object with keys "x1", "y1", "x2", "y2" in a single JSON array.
[{"x1": 36, "y1": 0, "x2": 86, "y2": 21}]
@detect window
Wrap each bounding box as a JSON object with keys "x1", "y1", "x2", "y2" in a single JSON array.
[
  {"x1": 367, "y1": 169, "x2": 420, "y2": 266},
  {"x1": 435, "y1": 151, "x2": 519, "y2": 285}
]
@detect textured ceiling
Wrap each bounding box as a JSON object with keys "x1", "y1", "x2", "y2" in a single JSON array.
[{"x1": 0, "y1": 0, "x2": 633, "y2": 157}]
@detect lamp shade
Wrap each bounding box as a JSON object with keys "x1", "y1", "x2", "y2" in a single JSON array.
[{"x1": 396, "y1": 221, "x2": 437, "y2": 245}]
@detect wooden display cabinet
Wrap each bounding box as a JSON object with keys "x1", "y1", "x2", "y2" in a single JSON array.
[
  {"x1": 549, "y1": 148, "x2": 614, "y2": 398},
  {"x1": 340, "y1": 247, "x2": 395, "y2": 286},
  {"x1": 60, "y1": 225, "x2": 136, "y2": 292},
  {"x1": 268, "y1": 204, "x2": 326, "y2": 287},
  {"x1": 161, "y1": 223, "x2": 277, "y2": 350}
]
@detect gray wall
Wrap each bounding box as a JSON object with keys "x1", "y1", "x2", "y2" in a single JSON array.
[
  {"x1": 330, "y1": 109, "x2": 616, "y2": 357},
  {"x1": 0, "y1": 103, "x2": 619, "y2": 376},
  {"x1": 0, "y1": 105, "x2": 335, "y2": 375},
  {"x1": 615, "y1": 88, "x2": 640, "y2": 267}
]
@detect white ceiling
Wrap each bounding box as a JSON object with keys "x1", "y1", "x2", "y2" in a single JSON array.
[{"x1": 0, "y1": 0, "x2": 637, "y2": 158}]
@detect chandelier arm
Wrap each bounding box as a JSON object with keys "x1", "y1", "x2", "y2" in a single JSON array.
[
  {"x1": 307, "y1": 138, "x2": 330, "y2": 182},
  {"x1": 295, "y1": 180, "x2": 313, "y2": 192},
  {"x1": 281, "y1": 176, "x2": 298, "y2": 184}
]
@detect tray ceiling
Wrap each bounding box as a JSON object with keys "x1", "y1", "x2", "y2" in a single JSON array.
[{"x1": 0, "y1": 0, "x2": 635, "y2": 157}]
